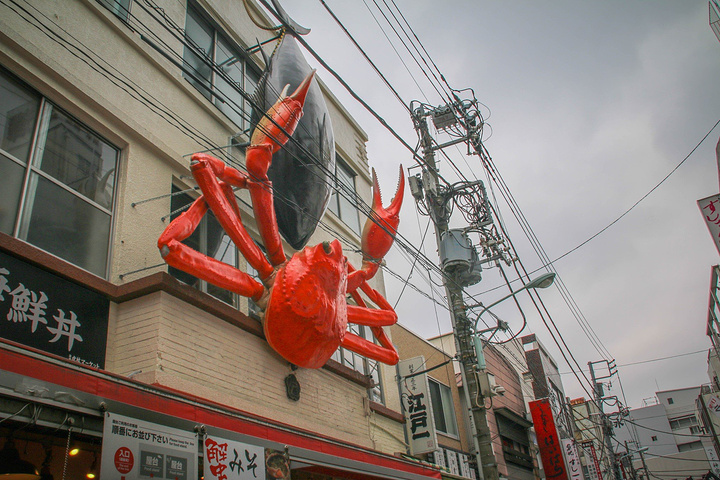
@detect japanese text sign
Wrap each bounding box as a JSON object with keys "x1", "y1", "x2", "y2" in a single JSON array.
[
  {"x1": 529, "y1": 398, "x2": 568, "y2": 480},
  {"x1": 580, "y1": 441, "x2": 602, "y2": 480},
  {"x1": 561, "y1": 439, "x2": 585, "y2": 480},
  {"x1": 0, "y1": 250, "x2": 109, "y2": 368},
  {"x1": 101, "y1": 412, "x2": 198, "y2": 480},
  {"x1": 698, "y1": 193, "x2": 720, "y2": 254},
  {"x1": 398, "y1": 356, "x2": 438, "y2": 455},
  {"x1": 204, "y1": 434, "x2": 266, "y2": 480}
]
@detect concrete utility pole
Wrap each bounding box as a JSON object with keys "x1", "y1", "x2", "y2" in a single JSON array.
[
  {"x1": 409, "y1": 102, "x2": 512, "y2": 480},
  {"x1": 588, "y1": 360, "x2": 622, "y2": 480}
]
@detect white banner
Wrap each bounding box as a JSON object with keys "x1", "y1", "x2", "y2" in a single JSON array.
[
  {"x1": 706, "y1": 446, "x2": 720, "y2": 476},
  {"x1": 398, "y1": 356, "x2": 438, "y2": 455},
  {"x1": 562, "y1": 439, "x2": 585, "y2": 480},
  {"x1": 698, "y1": 193, "x2": 720, "y2": 254},
  {"x1": 101, "y1": 412, "x2": 198, "y2": 480},
  {"x1": 204, "y1": 434, "x2": 266, "y2": 480}
]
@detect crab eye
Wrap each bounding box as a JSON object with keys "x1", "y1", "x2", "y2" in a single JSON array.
[{"x1": 322, "y1": 241, "x2": 332, "y2": 254}]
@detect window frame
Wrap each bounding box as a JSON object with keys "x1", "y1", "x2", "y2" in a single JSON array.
[
  {"x1": 1, "y1": 68, "x2": 119, "y2": 278},
  {"x1": 168, "y1": 184, "x2": 239, "y2": 308},
  {"x1": 183, "y1": 2, "x2": 261, "y2": 134},
  {"x1": 331, "y1": 324, "x2": 385, "y2": 404},
  {"x1": 327, "y1": 156, "x2": 361, "y2": 234},
  {"x1": 428, "y1": 377, "x2": 459, "y2": 438}
]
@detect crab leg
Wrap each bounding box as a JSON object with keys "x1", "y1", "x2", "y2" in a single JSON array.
[
  {"x1": 246, "y1": 71, "x2": 316, "y2": 266},
  {"x1": 347, "y1": 166, "x2": 404, "y2": 292},
  {"x1": 158, "y1": 196, "x2": 265, "y2": 301},
  {"x1": 190, "y1": 153, "x2": 274, "y2": 280},
  {"x1": 342, "y1": 263, "x2": 400, "y2": 365}
]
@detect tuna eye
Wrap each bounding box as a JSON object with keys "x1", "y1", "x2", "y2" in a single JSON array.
[{"x1": 322, "y1": 241, "x2": 331, "y2": 254}]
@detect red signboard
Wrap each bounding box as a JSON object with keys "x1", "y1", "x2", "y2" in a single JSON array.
[{"x1": 530, "y1": 398, "x2": 568, "y2": 480}]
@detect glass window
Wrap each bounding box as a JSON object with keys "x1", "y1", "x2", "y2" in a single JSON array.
[
  {"x1": 0, "y1": 68, "x2": 118, "y2": 277},
  {"x1": 428, "y1": 378, "x2": 459, "y2": 437},
  {"x1": 98, "y1": 0, "x2": 132, "y2": 22},
  {"x1": 331, "y1": 323, "x2": 385, "y2": 404},
  {"x1": 183, "y1": 4, "x2": 260, "y2": 133},
  {"x1": 328, "y1": 157, "x2": 360, "y2": 234},
  {"x1": 169, "y1": 186, "x2": 237, "y2": 307}
]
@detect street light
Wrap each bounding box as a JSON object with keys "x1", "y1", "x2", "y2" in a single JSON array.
[
  {"x1": 472, "y1": 272, "x2": 556, "y2": 369},
  {"x1": 473, "y1": 272, "x2": 556, "y2": 332}
]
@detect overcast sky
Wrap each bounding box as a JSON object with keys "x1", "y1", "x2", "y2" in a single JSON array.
[{"x1": 274, "y1": 0, "x2": 720, "y2": 409}]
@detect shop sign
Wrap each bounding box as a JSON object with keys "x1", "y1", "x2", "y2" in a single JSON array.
[
  {"x1": 580, "y1": 441, "x2": 602, "y2": 480},
  {"x1": 561, "y1": 439, "x2": 585, "y2": 480},
  {"x1": 0, "y1": 250, "x2": 109, "y2": 368},
  {"x1": 705, "y1": 446, "x2": 720, "y2": 476},
  {"x1": 203, "y1": 434, "x2": 267, "y2": 480},
  {"x1": 398, "y1": 356, "x2": 438, "y2": 455},
  {"x1": 101, "y1": 412, "x2": 198, "y2": 479},
  {"x1": 529, "y1": 398, "x2": 568, "y2": 480},
  {"x1": 698, "y1": 193, "x2": 720, "y2": 254}
]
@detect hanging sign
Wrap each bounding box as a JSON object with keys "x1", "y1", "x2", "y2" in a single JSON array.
[
  {"x1": 398, "y1": 356, "x2": 438, "y2": 455},
  {"x1": 101, "y1": 412, "x2": 198, "y2": 479},
  {"x1": 579, "y1": 441, "x2": 602, "y2": 480},
  {"x1": 203, "y1": 433, "x2": 267, "y2": 480},
  {"x1": 698, "y1": 193, "x2": 720, "y2": 254},
  {"x1": 0, "y1": 250, "x2": 109, "y2": 368},
  {"x1": 529, "y1": 398, "x2": 568, "y2": 480},
  {"x1": 705, "y1": 446, "x2": 720, "y2": 476},
  {"x1": 561, "y1": 439, "x2": 585, "y2": 480}
]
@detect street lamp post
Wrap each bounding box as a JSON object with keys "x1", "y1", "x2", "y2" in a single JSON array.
[{"x1": 465, "y1": 272, "x2": 556, "y2": 480}]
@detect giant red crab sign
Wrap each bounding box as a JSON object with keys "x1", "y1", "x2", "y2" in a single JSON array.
[{"x1": 158, "y1": 71, "x2": 404, "y2": 369}]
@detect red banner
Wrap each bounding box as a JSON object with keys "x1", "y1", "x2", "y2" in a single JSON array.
[{"x1": 529, "y1": 399, "x2": 568, "y2": 480}]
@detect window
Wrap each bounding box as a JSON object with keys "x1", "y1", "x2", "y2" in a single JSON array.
[
  {"x1": 428, "y1": 378, "x2": 459, "y2": 437},
  {"x1": 651, "y1": 435, "x2": 658, "y2": 442},
  {"x1": 331, "y1": 324, "x2": 384, "y2": 404},
  {"x1": 169, "y1": 186, "x2": 237, "y2": 306},
  {"x1": 0, "y1": 68, "x2": 118, "y2": 277},
  {"x1": 328, "y1": 157, "x2": 361, "y2": 234},
  {"x1": 98, "y1": 0, "x2": 131, "y2": 22},
  {"x1": 667, "y1": 397, "x2": 674, "y2": 405},
  {"x1": 669, "y1": 415, "x2": 698, "y2": 431},
  {"x1": 183, "y1": 4, "x2": 260, "y2": 133},
  {"x1": 677, "y1": 440, "x2": 703, "y2": 452}
]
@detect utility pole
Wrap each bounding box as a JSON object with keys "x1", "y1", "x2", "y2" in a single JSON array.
[
  {"x1": 588, "y1": 360, "x2": 622, "y2": 480},
  {"x1": 409, "y1": 101, "x2": 513, "y2": 480}
]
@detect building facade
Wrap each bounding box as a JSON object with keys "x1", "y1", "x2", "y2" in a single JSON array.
[
  {"x1": 0, "y1": 1, "x2": 440, "y2": 479},
  {"x1": 426, "y1": 332, "x2": 538, "y2": 480}
]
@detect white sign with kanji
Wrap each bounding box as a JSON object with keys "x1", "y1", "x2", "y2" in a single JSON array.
[
  {"x1": 398, "y1": 356, "x2": 438, "y2": 455},
  {"x1": 101, "y1": 412, "x2": 197, "y2": 480},
  {"x1": 204, "y1": 435, "x2": 266, "y2": 480},
  {"x1": 562, "y1": 438, "x2": 585, "y2": 480},
  {"x1": 698, "y1": 193, "x2": 720, "y2": 254}
]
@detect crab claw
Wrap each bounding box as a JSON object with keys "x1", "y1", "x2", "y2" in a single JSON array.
[
  {"x1": 250, "y1": 70, "x2": 315, "y2": 153},
  {"x1": 356, "y1": 166, "x2": 404, "y2": 282}
]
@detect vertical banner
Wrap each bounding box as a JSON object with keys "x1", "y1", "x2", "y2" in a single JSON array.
[
  {"x1": 561, "y1": 439, "x2": 585, "y2": 480},
  {"x1": 203, "y1": 434, "x2": 267, "y2": 480},
  {"x1": 398, "y1": 356, "x2": 438, "y2": 455},
  {"x1": 529, "y1": 398, "x2": 568, "y2": 480},
  {"x1": 580, "y1": 441, "x2": 602, "y2": 480},
  {"x1": 101, "y1": 412, "x2": 198, "y2": 479},
  {"x1": 698, "y1": 193, "x2": 720, "y2": 254},
  {"x1": 705, "y1": 446, "x2": 720, "y2": 476}
]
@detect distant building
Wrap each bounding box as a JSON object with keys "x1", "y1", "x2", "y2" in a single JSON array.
[
  {"x1": 521, "y1": 334, "x2": 573, "y2": 440},
  {"x1": 427, "y1": 331, "x2": 539, "y2": 480},
  {"x1": 391, "y1": 325, "x2": 476, "y2": 479},
  {"x1": 614, "y1": 387, "x2": 716, "y2": 478},
  {"x1": 569, "y1": 397, "x2": 614, "y2": 479}
]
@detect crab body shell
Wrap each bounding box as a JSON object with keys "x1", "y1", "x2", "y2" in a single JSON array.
[{"x1": 264, "y1": 240, "x2": 348, "y2": 368}]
